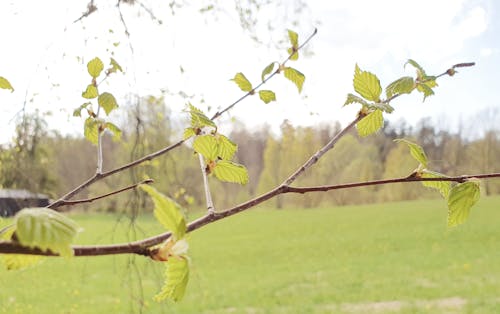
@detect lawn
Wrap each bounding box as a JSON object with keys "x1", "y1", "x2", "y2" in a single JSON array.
[{"x1": 1, "y1": 196, "x2": 500, "y2": 313}]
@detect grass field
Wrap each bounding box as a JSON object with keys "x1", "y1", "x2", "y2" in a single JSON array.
[{"x1": 1, "y1": 196, "x2": 500, "y2": 313}]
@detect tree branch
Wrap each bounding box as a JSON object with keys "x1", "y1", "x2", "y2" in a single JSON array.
[
  {"x1": 2, "y1": 172, "x2": 499, "y2": 256},
  {"x1": 210, "y1": 28, "x2": 318, "y2": 120},
  {"x1": 56, "y1": 179, "x2": 153, "y2": 207},
  {"x1": 48, "y1": 29, "x2": 318, "y2": 208}
]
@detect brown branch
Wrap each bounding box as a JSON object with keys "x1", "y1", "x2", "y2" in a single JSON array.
[
  {"x1": 48, "y1": 29, "x2": 318, "y2": 209},
  {"x1": 281, "y1": 112, "x2": 364, "y2": 186},
  {"x1": 48, "y1": 140, "x2": 184, "y2": 209},
  {"x1": 56, "y1": 179, "x2": 153, "y2": 207},
  {"x1": 2, "y1": 172, "x2": 500, "y2": 256}
]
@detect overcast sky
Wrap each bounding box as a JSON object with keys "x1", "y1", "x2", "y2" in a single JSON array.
[{"x1": 1, "y1": 0, "x2": 499, "y2": 144}]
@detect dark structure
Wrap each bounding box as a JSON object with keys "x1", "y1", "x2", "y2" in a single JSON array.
[{"x1": 0, "y1": 189, "x2": 49, "y2": 217}]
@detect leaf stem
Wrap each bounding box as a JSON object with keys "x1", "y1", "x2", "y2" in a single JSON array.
[{"x1": 198, "y1": 154, "x2": 215, "y2": 214}]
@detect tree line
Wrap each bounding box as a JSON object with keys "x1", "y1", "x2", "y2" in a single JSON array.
[{"x1": 1, "y1": 98, "x2": 498, "y2": 213}]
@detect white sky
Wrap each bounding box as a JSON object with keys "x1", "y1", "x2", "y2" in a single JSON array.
[{"x1": 1, "y1": 0, "x2": 499, "y2": 144}]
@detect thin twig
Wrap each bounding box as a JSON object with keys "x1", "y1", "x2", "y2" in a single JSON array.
[
  {"x1": 56, "y1": 179, "x2": 153, "y2": 207},
  {"x1": 96, "y1": 131, "x2": 103, "y2": 174},
  {"x1": 281, "y1": 113, "x2": 364, "y2": 187},
  {"x1": 211, "y1": 28, "x2": 318, "y2": 120},
  {"x1": 198, "y1": 154, "x2": 215, "y2": 214}
]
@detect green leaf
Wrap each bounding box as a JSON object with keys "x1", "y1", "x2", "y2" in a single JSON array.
[
  {"x1": 216, "y1": 134, "x2": 237, "y2": 160},
  {"x1": 356, "y1": 109, "x2": 384, "y2": 137},
  {"x1": 213, "y1": 160, "x2": 249, "y2": 185},
  {"x1": 87, "y1": 57, "x2": 104, "y2": 78},
  {"x1": 231, "y1": 72, "x2": 253, "y2": 92},
  {"x1": 154, "y1": 256, "x2": 190, "y2": 302},
  {"x1": 84, "y1": 117, "x2": 99, "y2": 144},
  {"x1": 0, "y1": 76, "x2": 14, "y2": 92},
  {"x1": 105, "y1": 122, "x2": 122, "y2": 141},
  {"x1": 258, "y1": 90, "x2": 276, "y2": 104},
  {"x1": 447, "y1": 180, "x2": 481, "y2": 227},
  {"x1": 421, "y1": 170, "x2": 451, "y2": 199},
  {"x1": 0, "y1": 226, "x2": 42, "y2": 270},
  {"x1": 193, "y1": 134, "x2": 218, "y2": 161},
  {"x1": 140, "y1": 185, "x2": 187, "y2": 240},
  {"x1": 288, "y1": 29, "x2": 299, "y2": 47},
  {"x1": 353, "y1": 64, "x2": 382, "y2": 102},
  {"x1": 261, "y1": 62, "x2": 276, "y2": 81},
  {"x1": 386, "y1": 76, "x2": 415, "y2": 98},
  {"x1": 183, "y1": 128, "x2": 197, "y2": 140},
  {"x1": 394, "y1": 139, "x2": 428, "y2": 168},
  {"x1": 416, "y1": 82, "x2": 435, "y2": 101},
  {"x1": 284, "y1": 67, "x2": 305, "y2": 93},
  {"x1": 82, "y1": 84, "x2": 98, "y2": 99},
  {"x1": 188, "y1": 104, "x2": 217, "y2": 129},
  {"x1": 344, "y1": 93, "x2": 369, "y2": 107},
  {"x1": 287, "y1": 47, "x2": 299, "y2": 61},
  {"x1": 14, "y1": 208, "x2": 81, "y2": 257},
  {"x1": 109, "y1": 57, "x2": 123, "y2": 73},
  {"x1": 3, "y1": 254, "x2": 43, "y2": 271},
  {"x1": 405, "y1": 59, "x2": 426, "y2": 79},
  {"x1": 368, "y1": 102, "x2": 395, "y2": 113},
  {"x1": 73, "y1": 102, "x2": 91, "y2": 117},
  {"x1": 98, "y1": 92, "x2": 118, "y2": 115}
]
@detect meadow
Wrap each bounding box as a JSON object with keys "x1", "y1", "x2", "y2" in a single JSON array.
[{"x1": 1, "y1": 196, "x2": 500, "y2": 313}]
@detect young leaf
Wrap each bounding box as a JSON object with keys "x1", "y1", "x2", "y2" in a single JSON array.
[
  {"x1": 394, "y1": 139, "x2": 428, "y2": 168},
  {"x1": 3, "y1": 254, "x2": 43, "y2": 271},
  {"x1": 231, "y1": 72, "x2": 253, "y2": 92},
  {"x1": 288, "y1": 29, "x2": 299, "y2": 47},
  {"x1": 447, "y1": 180, "x2": 481, "y2": 227},
  {"x1": 287, "y1": 47, "x2": 299, "y2": 61},
  {"x1": 98, "y1": 92, "x2": 118, "y2": 115},
  {"x1": 344, "y1": 93, "x2": 369, "y2": 107},
  {"x1": 353, "y1": 64, "x2": 382, "y2": 102},
  {"x1": 14, "y1": 208, "x2": 81, "y2": 257},
  {"x1": 0, "y1": 226, "x2": 42, "y2": 270},
  {"x1": 386, "y1": 76, "x2": 415, "y2": 98},
  {"x1": 87, "y1": 57, "x2": 104, "y2": 78},
  {"x1": 0, "y1": 76, "x2": 14, "y2": 92},
  {"x1": 216, "y1": 134, "x2": 237, "y2": 160},
  {"x1": 421, "y1": 170, "x2": 451, "y2": 198},
  {"x1": 154, "y1": 256, "x2": 190, "y2": 302},
  {"x1": 259, "y1": 90, "x2": 276, "y2": 104},
  {"x1": 183, "y1": 128, "x2": 197, "y2": 140},
  {"x1": 140, "y1": 185, "x2": 187, "y2": 240},
  {"x1": 73, "y1": 103, "x2": 91, "y2": 117},
  {"x1": 82, "y1": 84, "x2": 98, "y2": 99},
  {"x1": 84, "y1": 117, "x2": 99, "y2": 144},
  {"x1": 213, "y1": 160, "x2": 249, "y2": 185},
  {"x1": 416, "y1": 82, "x2": 435, "y2": 101},
  {"x1": 105, "y1": 122, "x2": 122, "y2": 141},
  {"x1": 356, "y1": 109, "x2": 384, "y2": 137},
  {"x1": 193, "y1": 134, "x2": 218, "y2": 161},
  {"x1": 188, "y1": 104, "x2": 217, "y2": 129},
  {"x1": 284, "y1": 67, "x2": 305, "y2": 93},
  {"x1": 109, "y1": 57, "x2": 123, "y2": 73},
  {"x1": 405, "y1": 59, "x2": 426, "y2": 79},
  {"x1": 261, "y1": 62, "x2": 276, "y2": 81}
]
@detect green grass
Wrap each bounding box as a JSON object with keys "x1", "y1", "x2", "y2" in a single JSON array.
[{"x1": 1, "y1": 196, "x2": 500, "y2": 313}]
